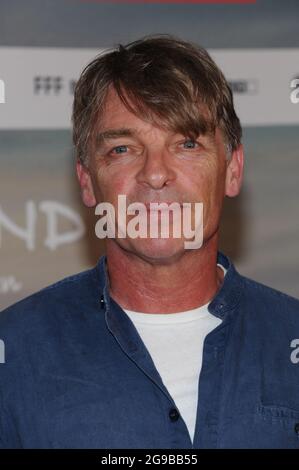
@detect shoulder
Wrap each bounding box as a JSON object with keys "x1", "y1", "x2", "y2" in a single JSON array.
[
  {"x1": 239, "y1": 273, "x2": 299, "y2": 323},
  {"x1": 0, "y1": 265, "x2": 101, "y2": 339}
]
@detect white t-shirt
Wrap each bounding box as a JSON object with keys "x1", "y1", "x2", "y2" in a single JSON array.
[{"x1": 123, "y1": 264, "x2": 226, "y2": 443}]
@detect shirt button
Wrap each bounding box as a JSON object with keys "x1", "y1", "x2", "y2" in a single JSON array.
[
  {"x1": 169, "y1": 407, "x2": 180, "y2": 422},
  {"x1": 294, "y1": 423, "x2": 299, "y2": 435}
]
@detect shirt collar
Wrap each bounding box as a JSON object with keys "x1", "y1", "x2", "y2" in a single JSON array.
[
  {"x1": 208, "y1": 251, "x2": 245, "y2": 319},
  {"x1": 95, "y1": 250, "x2": 244, "y2": 325}
]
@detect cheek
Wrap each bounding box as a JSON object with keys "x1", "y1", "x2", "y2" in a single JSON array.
[
  {"x1": 186, "y1": 162, "x2": 225, "y2": 216},
  {"x1": 185, "y1": 164, "x2": 217, "y2": 201},
  {"x1": 93, "y1": 166, "x2": 134, "y2": 204}
]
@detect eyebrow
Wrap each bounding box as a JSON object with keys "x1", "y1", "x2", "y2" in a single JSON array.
[
  {"x1": 95, "y1": 126, "x2": 214, "y2": 151},
  {"x1": 95, "y1": 128, "x2": 137, "y2": 148}
]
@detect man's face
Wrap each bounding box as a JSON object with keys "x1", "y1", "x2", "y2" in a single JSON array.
[{"x1": 77, "y1": 86, "x2": 243, "y2": 263}]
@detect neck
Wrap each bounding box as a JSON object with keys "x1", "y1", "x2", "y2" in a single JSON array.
[{"x1": 105, "y1": 233, "x2": 223, "y2": 314}]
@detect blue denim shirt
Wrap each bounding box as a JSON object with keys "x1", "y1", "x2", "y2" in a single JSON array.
[{"x1": 1, "y1": 252, "x2": 299, "y2": 449}]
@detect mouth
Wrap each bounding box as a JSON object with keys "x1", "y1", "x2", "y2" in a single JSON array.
[{"x1": 144, "y1": 202, "x2": 183, "y2": 211}]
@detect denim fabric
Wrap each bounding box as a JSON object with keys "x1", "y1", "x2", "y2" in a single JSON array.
[{"x1": 1, "y1": 252, "x2": 299, "y2": 449}]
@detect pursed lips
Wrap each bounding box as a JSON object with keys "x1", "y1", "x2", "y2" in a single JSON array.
[{"x1": 143, "y1": 202, "x2": 183, "y2": 211}]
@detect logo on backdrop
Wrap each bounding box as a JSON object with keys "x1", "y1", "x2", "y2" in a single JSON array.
[
  {"x1": 0, "y1": 276, "x2": 22, "y2": 295},
  {"x1": 0, "y1": 201, "x2": 85, "y2": 251},
  {"x1": 228, "y1": 79, "x2": 259, "y2": 95},
  {"x1": 33, "y1": 76, "x2": 76, "y2": 95},
  {"x1": 0, "y1": 79, "x2": 5, "y2": 103},
  {"x1": 290, "y1": 77, "x2": 299, "y2": 104}
]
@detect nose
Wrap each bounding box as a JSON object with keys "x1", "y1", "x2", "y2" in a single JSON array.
[{"x1": 136, "y1": 147, "x2": 176, "y2": 190}]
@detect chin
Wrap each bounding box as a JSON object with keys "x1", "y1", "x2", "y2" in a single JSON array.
[{"x1": 123, "y1": 237, "x2": 186, "y2": 264}]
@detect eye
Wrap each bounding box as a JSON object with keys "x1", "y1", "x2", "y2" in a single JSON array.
[
  {"x1": 110, "y1": 145, "x2": 128, "y2": 155},
  {"x1": 182, "y1": 139, "x2": 199, "y2": 149}
]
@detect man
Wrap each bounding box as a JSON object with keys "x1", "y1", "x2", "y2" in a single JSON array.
[{"x1": 1, "y1": 34, "x2": 299, "y2": 449}]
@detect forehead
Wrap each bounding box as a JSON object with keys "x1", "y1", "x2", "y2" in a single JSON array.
[
  {"x1": 98, "y1": 85, "x2": 224, "y2": 147},
  {"x1": 102, "y1": 86, "x2": 132, "y2": 114},
  {"x1": 100, "y1": 86, "x2": 147, "y2": 130}
]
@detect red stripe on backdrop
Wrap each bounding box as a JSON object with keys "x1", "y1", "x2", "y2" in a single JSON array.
[{"x1": 79, "y1": 1, "x2": 257, "y2": 4}]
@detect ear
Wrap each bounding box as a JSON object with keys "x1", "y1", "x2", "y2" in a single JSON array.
[
  {"x1": 225, "y1": 144, "x2": 244, "y2": 197},
  {"x1": 76, "y1": 160, "x2": 97, "y2": 207}
]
